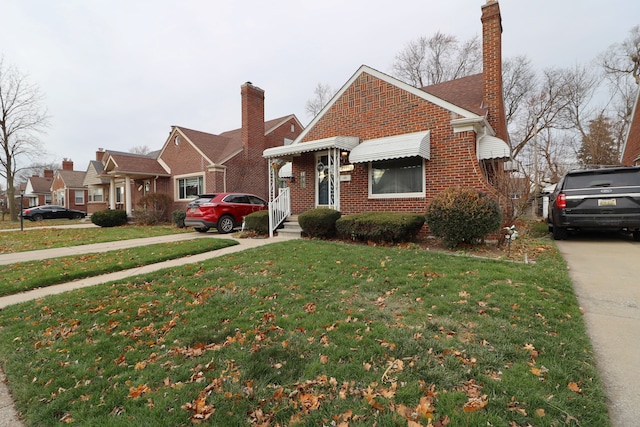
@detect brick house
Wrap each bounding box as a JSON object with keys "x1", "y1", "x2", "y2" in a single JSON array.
[
  {"x1": 264, "y1": 0, "x2": 510, "y2": 222},
  {"x1": 51, "y1": 159, "x2": 88, "y2": 212},
  {"x1": 622, "y1": 87, "x2": 640, "y2": 166},
  {"x1": 23, "y1": 169, "x2": 54, "y2": 207},
  {"x1": 90, "y1": 82, "x2": 303, "y2": 216}
]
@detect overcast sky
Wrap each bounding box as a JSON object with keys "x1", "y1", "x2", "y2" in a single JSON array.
[{"x1": 1, "y1": 0, "x2": 639, "y2": 172}]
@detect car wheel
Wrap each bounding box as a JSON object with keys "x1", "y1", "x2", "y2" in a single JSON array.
[
  {"x1": 552, "y1": 225, "x2": 567, "y2": 240},
  {"x1": 71, "y1": 213, "x2": 83, "y2": 220},
  {"x1": 195, "y1": 227, "x2": 209, "y2": 233},
  {"x1": 217, "y1": 215, "x2": 235, "y2": 234},
  {"x1": 33, "y1": 214, "x2": 44, "y2": 222},
  {"x1": 633, "y1": 230, "x2": 640, "y2": 242}
]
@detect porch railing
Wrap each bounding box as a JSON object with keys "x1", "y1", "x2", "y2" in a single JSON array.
[{"x1": 268, "y1": 187, "x2": 291, "y2": 237}]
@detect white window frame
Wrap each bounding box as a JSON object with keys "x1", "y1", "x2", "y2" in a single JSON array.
[
  {"x1": 175, "y1": 174, "x2": 204, "y2": 201},
  {"x1": 75, "y1": 190, "x2": 85, "y2": 205},
  {"x1": 89, "y1": 188, "x2": 104, "y2": 202},
  {"x1": 368, "y1": 157, "x2": 425, "y2": 199},
  {"x1": 116, "y1": 187, "x2": 124, "y2": 204}
]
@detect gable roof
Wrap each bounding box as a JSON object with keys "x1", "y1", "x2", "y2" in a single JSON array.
[
  {"x1": 56, "y1": 170, "x2": 87, "y2": 188},
  {"x1": 290, "y1": 65, "x2": 486, "y2": 146},
  {"x1": 265, "y1": 65, "x2": 495, "y2": 160},
  {"x1": 421, "y1": 74, "x2": 487, "y2": 116},
  {"x1": 83, "y1": 160, "x2": 110, "y2": 186},
  {"x1": 178, "y1": 127, "x2": 238, "y2": 165},
  {"x1": 102, "y1": 150, "x2": 170, "y2": 176},
  {"x1": 28, "y1": 176, "x2": 53, "y2": 194},
  {"x1": 171, "y1": 114, "x2": 302, "y2": 165}
]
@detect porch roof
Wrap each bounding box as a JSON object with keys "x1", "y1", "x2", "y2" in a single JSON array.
[
  {"x1": 478, "y1": 135, "x2": 511, "y2": 160},
  {"x1": 349, "y1": 131, "x2": 431, "y2": 163},
  {"x1": 263, "y1": 136, "x2": 360, "y2": 159}
]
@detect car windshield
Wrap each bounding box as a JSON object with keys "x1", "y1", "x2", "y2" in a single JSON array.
[
  {"x1": 564, "y1": 170, "x2": 640, "y2": 190},
  {"x1": 188, "y1": 196, "x2": 216, "y2": 207}
]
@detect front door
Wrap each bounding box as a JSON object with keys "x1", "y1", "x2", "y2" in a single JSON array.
[
  {"x1": 315, "y1": 150, "x2": 340, "y2": 210},
  {"x1": 317, "y1": 154, "x2": 329, "y2": 206}
]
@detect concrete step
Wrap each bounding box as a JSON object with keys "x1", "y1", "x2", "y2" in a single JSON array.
[{"x1": 277, "y1": 216, "x2": 302, "y2": 237}]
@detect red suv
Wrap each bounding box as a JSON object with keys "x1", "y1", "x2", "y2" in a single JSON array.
[{"x1": 184, "y1": 193, "x2": 268, "y2": 233}]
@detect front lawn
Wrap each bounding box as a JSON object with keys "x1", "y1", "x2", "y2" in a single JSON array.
[
  {"x1": 0, "y1": 218, "x2": 87, "y2": 230},
  {"x1": 0, "y1": 238, "x2": 238, "y2": 297},
  {"x1": 0, "y1": 239, "x2": 610, "y2": 426},
  {"x1": 0, "y1": 225, "x2": 192, "y2": 253}
]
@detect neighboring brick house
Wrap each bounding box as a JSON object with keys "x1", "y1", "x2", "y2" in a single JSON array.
[
  {"x1": 51, "y1": 159, "x2": 88, "y2": 212},
  {"x1": 23, "y1": 169, "x2": 53, "y2": 207},
  {"x1": 621, "y1": 87, "x2": 640, "y2": 166},
  {"x1": 82, "y1": 150, "x2": 112, "y2": 214},
  {"x1": 94, "y1": 82, "x2": 303, "y2": 216},
  {"x1": 264, "y1": 0, "x2": 510, "y2": 219}
]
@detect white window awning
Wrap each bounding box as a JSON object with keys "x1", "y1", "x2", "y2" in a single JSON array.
[
  {"x1": 478, "y1": 135, "x2": 511, "y2": 160},
  {"x1": 349, "y1": 131, "x2": 430, "y2": 164},
  {"x1": 278, "y1": 162, "x2": 292, "y2": 178},
  {"x1": 263, "y1": 136, "x2": 359, "y2": 159}
]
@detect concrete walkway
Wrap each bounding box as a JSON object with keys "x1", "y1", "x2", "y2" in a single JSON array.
[
  {"x1": 556, "y1": 235, "x2": 640, "y2": 427},
  {"x1": 0, "y1": 230, "x2": 299, "y2": 426}
]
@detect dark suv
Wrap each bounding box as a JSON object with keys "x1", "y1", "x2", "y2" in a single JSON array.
[{"x1": 547, "y1": 166, "x2": 640, "y2": 240}]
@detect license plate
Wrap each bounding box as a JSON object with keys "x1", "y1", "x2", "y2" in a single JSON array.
[
  {"x1": 189, "y1": 207, "x2": 197, "y2": 213},
  {"x1": 598, "y1": 199, "x2": 616, "y2": 207}
]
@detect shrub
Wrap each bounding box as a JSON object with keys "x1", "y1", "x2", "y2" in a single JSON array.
[
  {"x1": 298, "y1": 208, "x2": 341, "y2": 238},
  {"x1": 134, "y1": 193, "x2": 173, "y2": 225},
  {"x1": 172, "y1": 210, "x2": 186, "y2": 228},
  {"x1": 425, "y1": 187, "x2": 503, "y2": 248},
  {"x1": 336, "y1": 212, "x2": 425, "y2": 243},
  {"x1": 244, "y1": 210, "x2": 270, "y2": 235},
  {"x1": 90, "y1": 209, "x2": 128, "y2": 227}
]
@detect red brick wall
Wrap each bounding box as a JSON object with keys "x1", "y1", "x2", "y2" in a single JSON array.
[
  {"x1": 481, "y1": 0, "x2": 508, "y2": 142},
  {"x1": 289, "y1": 71, "x2": 495, "y2": 215}
]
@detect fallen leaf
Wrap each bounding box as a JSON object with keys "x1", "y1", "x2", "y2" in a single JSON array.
[
  {"x1": 568, "y1": 382, "x2": 583, "y2": 394},
  {"x1": 463, "y1": 396, "x2": 488, "y2": 412}
]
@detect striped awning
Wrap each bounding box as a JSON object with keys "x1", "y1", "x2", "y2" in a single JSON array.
[
  {"x1": 263, "y1": 136, "x2": 359, "y2": 159},
  {"x1": 349, "y1": 131, "x2": 430, "y2": 163},
  {"x1": 478, "y1": 135, "x2": 511, "y2": 160}
]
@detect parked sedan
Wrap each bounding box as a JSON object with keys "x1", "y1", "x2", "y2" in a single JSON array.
[
  {"x1": 20, "y1": 205, "x2": 87, "y2": 221},
  {"x1": 184, "y1": 193, "x2": 268, "y2": 233}
]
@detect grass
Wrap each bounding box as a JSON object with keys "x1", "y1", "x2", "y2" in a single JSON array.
[
  {"x1": 0, "y1": 218, "x2": 87, "y2": 230},
  {"x1": 0, "y1": 238, "x2": 238, "y2": 297},
  {"x1": 0, "y1": 225, "x2": 191, "y2": 253},
  {"x1": 0, "y1": 236, "x2": 610, "y2": 426}
]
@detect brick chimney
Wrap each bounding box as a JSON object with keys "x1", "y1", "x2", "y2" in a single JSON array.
[
  {"x1": 241, "y1": 82, "x2": 265, "y2": 158},
  {"x1": 43, "y1": 169, "x2": 54, "y2": 179},
  {"x1": 481, "y1": 0, "x2": 508, "y2": 142},
  {"x1": 96, "y1": 148, "x2": 105, "y2": 162},
  {"x1": 62, "y1": 158, "x2": 74, "y2": 171}
]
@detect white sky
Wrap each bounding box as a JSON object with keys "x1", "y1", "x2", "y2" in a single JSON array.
[{"x1": 1, "y1": 0, "x2": 639, "y2": 171}]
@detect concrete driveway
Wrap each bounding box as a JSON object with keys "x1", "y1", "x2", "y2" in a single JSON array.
[{"x1": 556, "y1": 232, "x2": 640, "y2": 427}]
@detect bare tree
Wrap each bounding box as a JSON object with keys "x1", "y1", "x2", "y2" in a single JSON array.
[
  {"x1": 502, "y1": 56, "x2": 536, "y2": 125},
  {"x1": 129, "y1": 145, "x2": 152, "y2": 155},
  {"x1": 305, "y1": 83, "x2": 334, "y2": 118},
  {"x1": 16, "y1": 161, "x2": 58, "y2": 183},
  {"x1": 391, "y1": 31, "x2": 481, "y2": 87},
  {"x1": 0, "y1": 56, "x2": 49, "y2": 220},
  {"x1": 601, "y1": 25, "x2": 640, "y2": 85}
]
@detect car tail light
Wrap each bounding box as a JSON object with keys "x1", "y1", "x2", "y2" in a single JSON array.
[
  {"x1": 556, "y1": 193, "x2": 567, "y2": 209},
  {"x1": 23, "y1": 209, "x2": 30, "y2": 214}
]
